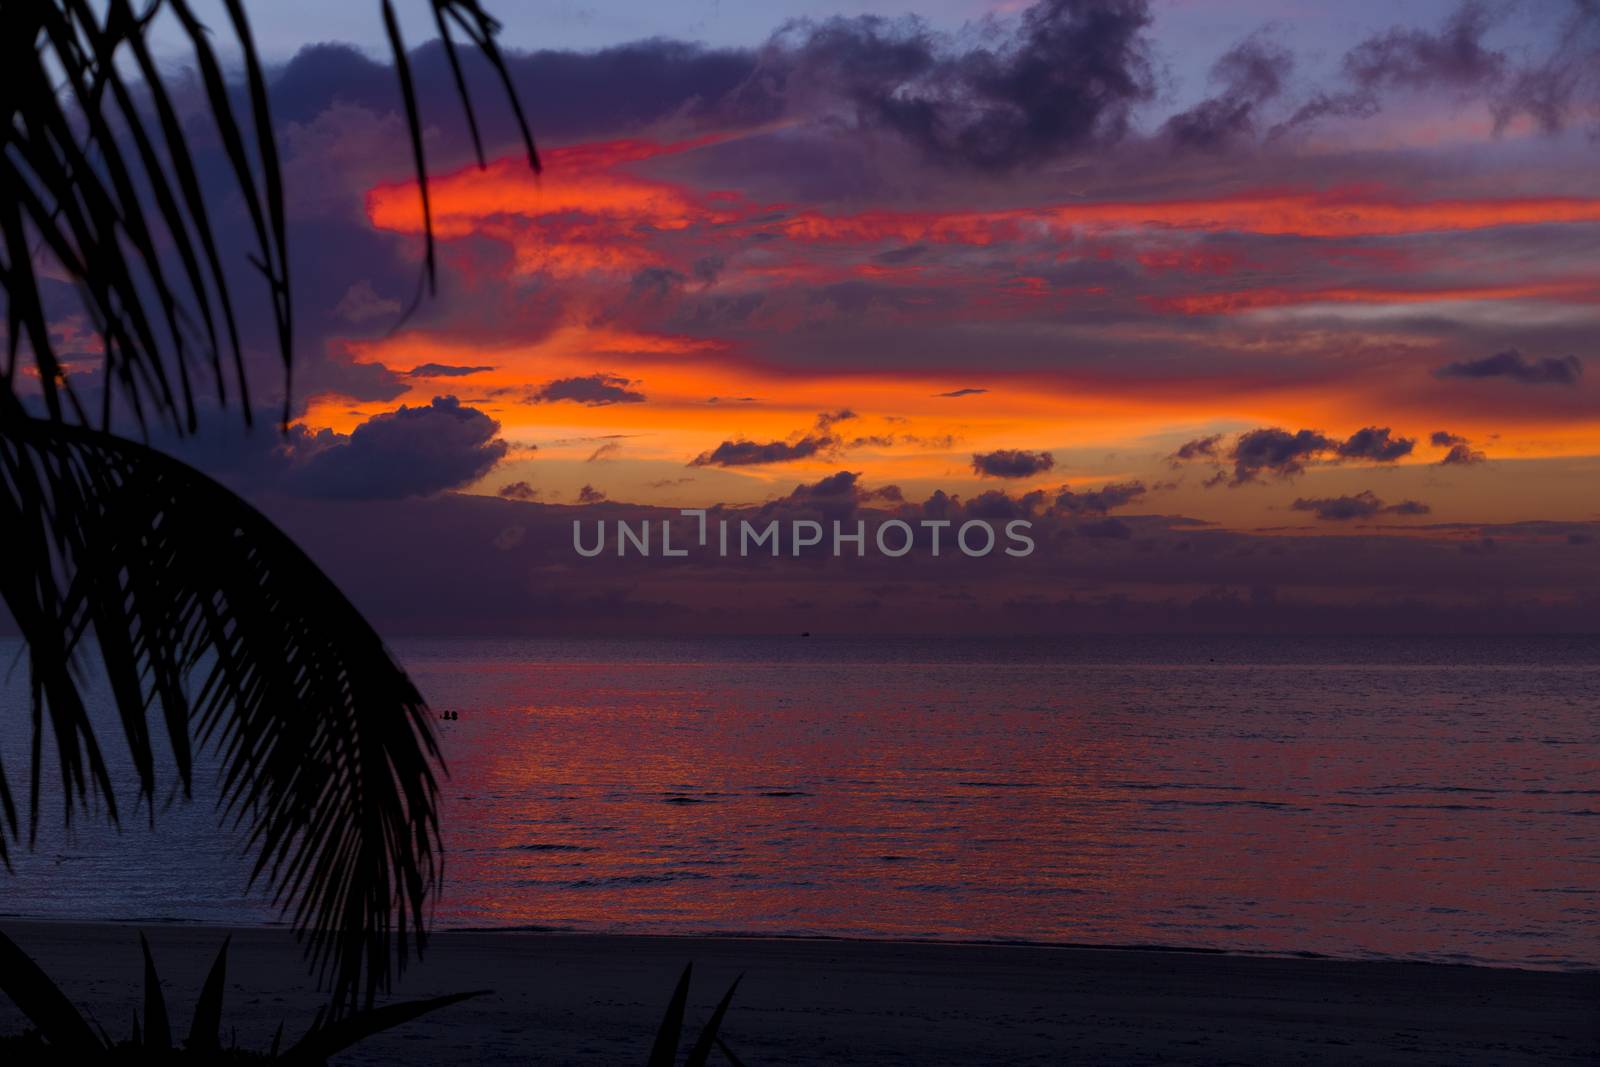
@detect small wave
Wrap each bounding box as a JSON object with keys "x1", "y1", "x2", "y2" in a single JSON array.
[
  {"x1": 1328, "y1": 801, "x2": 1496, "y2": 811},
  {"x1": 1114, "y1": 782, "x2": 1247, "y2": 792},
  {"x1": 956, "y1": 781, "x2": 1038, "y2": 789},
  {"x1": 1147, "y1": 799, "x2": 1299, "y2": 810},
  {"x1": 1343, "y1": 784, "x2": 1600, "y2": 797},
  {"x1": 565, "y1": 872, "x2": 713, "y2": 889},
  {"x1": 507, "y1": 843, "x2": 594, "y2": 852}
]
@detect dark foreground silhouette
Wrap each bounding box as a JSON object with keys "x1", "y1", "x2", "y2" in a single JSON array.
[
  {"x1": 1, "y1": 0, "x2": 536, "y2": 1015},
  {"x1": 1, "y1": 922, "x2": 1594, "y2": 1065},
  {"x1": 0, "y1": 926, "x2": 741, "y2": 1065}
]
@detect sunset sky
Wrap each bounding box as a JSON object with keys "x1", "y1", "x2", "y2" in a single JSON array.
[{"x1": 29, "y1": 0, "x2": 1599, "y2": 632}]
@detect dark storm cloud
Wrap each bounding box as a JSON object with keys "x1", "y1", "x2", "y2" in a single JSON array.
[
  {"x1": 498, "y1": 481, "x2": 540, "y2": 501},
  {"x1": 1335, "y1": 426, "x2": 1415, "y2": 463},
  {"x1": 1053, "y1": 480, "x2": 1147, "y2": 514},
  {"x1": 767, "y1": 471, "x2": 905, "y2": 521},
  {"x1": 299, "y1": 356, "x2": 410, "y2": 405},
  {"x1": 1291, "y1": 490, "x2": 1431, "y2": 520},
  {"x1": 1228, "y1": 428, "x2": 1334, "y2": 483},
  {"x1": 691, "y1": 436, "x2": 833, "y2": 467},
  {"x1": 903, "y1": 487, "x2": 1048, "y2": 520},
  {"x1": 972, "y1": 448, "x2": 1056, "y2": 478},
  {"x1": 1492, "y1": 1, "x2": 1600, "y2": 133},
  {"x1": 1292, "y1": 492, "x2": 1379, "y2": 520},
  {"x1": 792, "y1": 470, "x2": 867, "y2": 499},
  {"x1": 530, "y1": 373, "x2": 647, "y2": 406},
  {"x1": 1440, "y1": 443, "x2": 1488, "y2": 466},
  {"x1": 934, "y1": 388, "x2": 988, "y2": 398},
  {"x1": 1181, "y1": 427, "x2": 1425, "y2": 486},
  {"x1": 290, "y1": 396, "x2": 507, "y2": 499},
  {"x1": 154, "y1": 396, "x2": 507, "y2": 499},
  {"x1": 408, "y1": 363, "x2": 494, "y2": 377},
  {"x1": 1435, "y1": 350, "x2": 1584, "y2": 386},
  {"x1": 1430, "y1": 429, "x2": 1488, "y2": 465},
  {"x1": 1271, "y1": 88, "x2": 1381, "y2": 134},
  {"x1": 1269, "y1": 0, "x2": 1600, "y2": 140},
  {"x1": 1164, "y1": 34, "x2": 1293, "y2": 150},
  {"x1": 738, "y1": 0, "x2": 1158, "y2": 171},
  {"x1": 1342, "y1": 1, "x2": 1505, "y2": 91},
  {"x1": 920, "y1": 488, "x2": 959, "y2": 520},
  {"x1": 267, "y1": 40, "x2": 757, "y2": 149},
  {"x1": 963, "y1": 489, "x2": 1046, "y2": 520},
  {"x1": 1169, "y1": 435, "x2": 1223, "y2": 464},
  {"x1": 1271, "y1": 1, "x2": 1567, "y2": 136}
]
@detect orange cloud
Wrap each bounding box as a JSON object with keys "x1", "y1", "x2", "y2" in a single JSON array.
[
  {"x1": 347, "y1": 142, "x2": 1600, "y2": 524},
  {"x1": 776, "y1": 189, "x2": 1600, "y2": 246},
  {"x1": 366, "y1": 136, "x2": 744, "y2": 278},
  {"x1": 1151, "y1": 280, "x2": 1600, "y2": 315},
  {"x1": 374, "y1": 136, "x2": 1600, "y2": 269}
]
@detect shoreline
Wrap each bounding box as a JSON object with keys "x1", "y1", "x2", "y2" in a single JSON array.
[
  {"x1": 5, "y1": 912, "x2": 1595, "y2": 976},
  {"x1": 2, "y1": 919, "x2": 1595, "y2": 1064}
]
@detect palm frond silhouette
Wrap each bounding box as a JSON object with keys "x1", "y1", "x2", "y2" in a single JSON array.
[{"x1": 0, "y1": 0, "x2": 537, "y2": 1012}]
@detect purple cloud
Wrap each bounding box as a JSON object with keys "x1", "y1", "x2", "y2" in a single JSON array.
[
  {"x1": 1292, "y1": 490, "x2": 1431, "y2": 520},
  {"x1": 692, "y1": 436, "x2": 833, "y2": 467},
  {"x1": 531, "y1": 373, "x2": 647, "y2": 405},
  {"x1": 972, "y1": 449, "x2": 1056, "y2": 479},
  {"x1": 1435, "y1": 350, "x2": 1583, "y2": 386}
]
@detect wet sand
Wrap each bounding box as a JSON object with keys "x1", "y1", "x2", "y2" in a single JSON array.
[{"x1": 0, "y1": 921, "x2": 1595, "y2": 1064}]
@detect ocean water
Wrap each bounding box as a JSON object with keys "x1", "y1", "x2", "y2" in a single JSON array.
[{"x1": 2, "y1": 636, "x2": 1597, "y2": 970}]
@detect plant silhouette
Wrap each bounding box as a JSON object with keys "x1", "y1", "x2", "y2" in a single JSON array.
[
  {"x1": 0, "y1": 0, "x2": 537, "y2": 1014},
  {"x1": 0, "y1": 926, "x2": 487, "y2": 1062}
]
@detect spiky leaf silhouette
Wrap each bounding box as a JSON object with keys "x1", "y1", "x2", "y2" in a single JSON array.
[
  {"x1": 286, "y1": 988, "x2": 488, "y2": 1062},
  {"x1": 0, "y1": 0, "x2": 537, "y2": 1012},
  {"x1": 0, "y1": 416, "x2": 445, "y2": 1007},
  {"x1": 0, "y1": 928, "x2": 102, "y2": 1054},
  {"x1": 0, "y1": 930, "x2": 481, "y2": 1061},
  {"x1": 685, "y1": 974, "x2": 741, "y2": 1067},
  {"x1": 140, "y1": 935, "x2": 172, "y2": 1052},
  {"x1": 187, "y1": 937, "x2": 230, "y2": 1054},
  {"x1": 647, "y1": 964, "x2": 745, "y2": 1067},
  {"x1": 647, "y1": 965, "x2": 693, "y2": 1067}
]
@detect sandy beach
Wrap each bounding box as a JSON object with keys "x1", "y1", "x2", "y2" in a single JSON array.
[{"x1": 0, "y1": 921, "x2": 1594, "y2": 1064}]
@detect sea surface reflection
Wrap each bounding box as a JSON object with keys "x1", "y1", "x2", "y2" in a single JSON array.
[{"x1": 5, "y1": 636, "x2": 1597, "y2": 970}]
